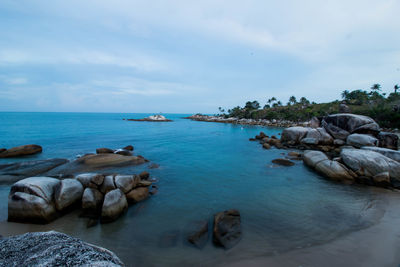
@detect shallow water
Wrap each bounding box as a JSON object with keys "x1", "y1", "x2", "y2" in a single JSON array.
[{"x1": 0, "y1": 112, "x2": 385, "y2": 266}]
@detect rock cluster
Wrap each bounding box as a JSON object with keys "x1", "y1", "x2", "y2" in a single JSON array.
[
  {"x1": 0, "y1": 144, "x2": 42, "y2": 158},
  {"x1": 185, "y1": 114, "x2": 309, "y2": 128},
  {"x1": 8, "y1": 171, "x2": 154, "y2": 224},
  {"x1": 0, "y1": 231, "x2": 124, "y2": 266},
  {"x1": 185, "y1": 209, "x2": 242, "y2": 250},
  {"x1": 125, "y1": 114, "x2": 172, "y2": 122},
  {"x1": 280, "y1": 114, "x2": 398, "y2": 154},
  {"x1": 303, "y1": 148, "x2": 400, "y2": 188}
]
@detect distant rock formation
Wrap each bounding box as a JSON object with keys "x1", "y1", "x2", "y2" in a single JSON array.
[{"x1": 125, "y1": 114, "x2": 172, "y2": 122}]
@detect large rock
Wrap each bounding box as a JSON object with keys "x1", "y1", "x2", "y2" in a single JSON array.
[
  {"x1": 314, "y1": 159, "x2": 355, "y2": 183},
  {"x1": 0, "y1": 144, "x2": 42, "y2": 158},
  {"x1": 361, "y1": 146, "x2": 400, "y2": 162},
  {"x1": 0, "y1": 158, "x2": 68, "y2": 183},
  {"x1": 346, "y1": 133, "x2": 378, "y2": 148},
  {"x1": 321, "y1": 120, "x2": 350, "y2": 140},
  {"x1": 76, "y1": 173, "x2": 104, "y2": 188},
  {"x1": 341, "y1": 149, "x2": 400, "y2": 187},
  {"x1": 303, "y1": 151, "x2": 354, "y2": 182},
  {"x1": 322, "y1": 114, "x2": 380, "y2": 135},
  {"x1": 304, "y1": 127, "x2": 333, "y2": 145},
  {"x1": 54, "y1": 179, "x2": 84, "y2": 211},
  {"x1": 8, "y1": 177, "x2": 60, "y2": 223},
  {"x1": 281, "y1": 127, "x2": 310, "y2": 144},
  {"x1": 101, "y1": 189, "x2": 128, "y2": 223},
  {"x1": 114, "y1": 175, "x2": 139, "y2": 193},
  {"x1": 0, "y1": 231, "x2": 124, "y2": 266},
  {"x1": 378, "y1": 132, "x2": 398, "y2": 150},
  {"x1": 82, "y1": 188, "x2": 104, "y2": 217},
  {"x1": 303, "y1": 150, "x2": 328, "y2": 168},
  {"x1": 213, "y1": 209, "x2": 241, "y2": 249},
  {"x1": 46, "y1": 154, "x2": 146, "y2": 176},
  {"x1": 126, "y1": 187, "x2": 149, "y2": 203},
  {"x1": 100, "y1": 175, "x2": 116, "y2": 194}
]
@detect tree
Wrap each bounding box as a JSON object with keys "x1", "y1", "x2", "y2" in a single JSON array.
[
  {"x1": 300, "y1": 97, "x2": 310, "y2": 105},
  {"x1": 218, "y1": 107, "x2": 225, "y2": 113},
  {"x1": 288, "y1": 96, "x2": 297, "y2": 105},
  {"x1": 245, "y1": 101, "x2": 260, "y2": 110},
  {"x1": 371, "y1": 84, "x2": 381, "y2": 91},
  {"x1": 394, "y1": 84, "x2": 399, "y2": 94},
  {"x1": 341, "y1": 90, "x2": 350, "y2": 100}
]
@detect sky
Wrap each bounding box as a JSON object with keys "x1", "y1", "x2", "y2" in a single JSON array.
[{"x1": 0, "y1": 0, "x2": 399, "y2": 113}]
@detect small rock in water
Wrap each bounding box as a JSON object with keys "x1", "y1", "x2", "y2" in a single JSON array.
[
  {"x1": 262, "y1": 143, "x2": 271, "y2": 149},
  {"x1": 272, "y1": 158, "x2": 295, "y2": 166},
  {"x1": 123, "y1": 145, "x2": 134, "y2": 151},
  {"x1": 148, "y1": 163, "x2": 160, "y2": 169},
  {"x1": 187, "y1": 220, "x2": 209, "y2": 249},
  {"x1": 96, "y1": 148, "x2": 115, "y2": 154},
  {"x1": 87, "y1": 218, "x2": 99, "y2": 228},
  {"x1": 213, "y1": 209, "x2": 241, "y2": 249}
]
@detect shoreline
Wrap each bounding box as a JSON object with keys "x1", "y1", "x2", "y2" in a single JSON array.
[
  {"x1": 223, "y1": 188, "x2": 400, "y2": 267},
  {"x1": 184, "y1": 114, "x2": 309, "y2": 128}
]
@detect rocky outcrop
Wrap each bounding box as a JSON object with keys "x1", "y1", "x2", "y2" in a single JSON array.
[
  {"x1": 346, "y1": 133, "x2": 378, "y2": 148},
  {"x1": 281, "y1": 127, "x2": 309, "y2": 145},
  {"x1": 341, "y1": 148, "x2": 400, "y2": 187},
  {"x1": 303, "y1": 151, "x2": 354, "y2": 183},
  {"x1": 46, "y1": 153, "x2": 147, "y2": 176},
  {"x1": 0, "y1": 231, "x2": 124, "y2": 266},
  {"x1": 54, "y1": 179, "x2": 83, "y2": 211},
  {"x1": 126, "y1": 114, "x2": 172, "y2": 122},
  {"x1": 361, "y1": 146, "x2": 400, "y2": 162},
  {"x1": 213, "y1": 209, "x2": 241, "y2": 249},
  {"x1": 0, "y1": 158, "x2": 68, "y2": 183},
  {"x1": 101, "y1": 189, "x2": 128, "y2": 223},
  {"x1": 322, "y1": 113, "x2": 380, "y2": 135},
  {"x1": 0, "y1": 144, "x2": 42, "y2": 158},
  {"x1": 8, "y1": 177, "x2": 60, "y2": 223}
]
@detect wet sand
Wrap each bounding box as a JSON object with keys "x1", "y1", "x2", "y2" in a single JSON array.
[{"x1": 224, "y1": 188, "x2": 400, "y2": 267}]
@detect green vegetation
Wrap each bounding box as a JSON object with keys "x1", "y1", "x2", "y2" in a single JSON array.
[{"x1": 221, "y1": 84, "x2": 400, "y2": 128}]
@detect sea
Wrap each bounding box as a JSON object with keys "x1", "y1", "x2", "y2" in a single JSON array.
[{"x1": 0, "y1": 112, "x2": 385, "y2": 266}]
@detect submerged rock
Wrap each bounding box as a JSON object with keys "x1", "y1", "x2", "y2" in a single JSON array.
[
  {"x1": 271, "y1": 158, "x2": 295, "y2": 166},
  {"x1": 0, "y1": 144, "x2": 42, "y2": 158},
  {"x1": 213, "y1": 209, "x2": 241, "y2": 249},
  {"x1": 0, "y1": 231, "x2": 124, "y2": 266},
  {"x1": 0, "y1": 158, "x2": 68, "y2": 184},
  {"x1": 187, "y1": 220, "x2": 209, "y2": 249}
]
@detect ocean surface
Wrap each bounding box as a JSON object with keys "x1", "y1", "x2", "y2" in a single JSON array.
[{"x1": 0, "y1": 112, "x2": 386, "y2": 266}]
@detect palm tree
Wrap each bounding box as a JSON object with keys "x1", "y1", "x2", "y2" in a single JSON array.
[
  {"x1": 341, "y1": 90, "x2": 349, "y2": 100},
  {"x1": 394, "y1": 84, "x2": 399, "y2": 94},
  {"x1": 289, "y1": 96, "x2": 297, "y2": 105},
  {"x1": 371, "y1": 84, "x2": 381, "y2": 91}
]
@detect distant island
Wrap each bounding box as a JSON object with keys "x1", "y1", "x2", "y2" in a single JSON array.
[{"x1": 124, "y1": 114, "x2": 172, "y2": 122}]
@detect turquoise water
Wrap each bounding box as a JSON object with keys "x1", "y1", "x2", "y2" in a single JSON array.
[{"x1": 0, "y1": 112, "x2": 384, "y2": 266}]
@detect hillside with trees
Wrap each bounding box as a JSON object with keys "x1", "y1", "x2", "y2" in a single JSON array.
[{"x1": 219, "y1": 84, "x2": 400, "y2": 128}]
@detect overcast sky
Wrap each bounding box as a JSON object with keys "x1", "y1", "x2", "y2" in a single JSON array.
[{"x1": 0, "y1": 0, "x2": 399, "y2": 113}]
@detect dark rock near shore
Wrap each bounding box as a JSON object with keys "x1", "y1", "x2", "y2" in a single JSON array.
[
  {"x1": 123, "y1": 145, "x2": 134, "y2": 151},
  {"x1": 96, "y1": 148, "x2": 115, "y2": 154},
  {"x1": 272, "y1": 158, "x2": 295, "y2": 166},
  {"x1": 101, "y1": 189, "x2": 128, "y2": 223},
  {"x1": 0, "y1": 231, "x2": 124, "y2": 266},
  {"x1": 0, "y1": 144, "x2": 42, "y2": 158},
  {"x1": 126, "y1": 187, "x2": 149, "y2": 203},
  {"x1": 213, "y1": 209, "x2": 241, "y2": 249},
  {"x1": 0, "y1": 158, "x2": 68, "y2": 184}
]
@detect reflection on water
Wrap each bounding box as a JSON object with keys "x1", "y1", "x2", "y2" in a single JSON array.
[{"x1": 0, "y1": 113, "x2": 386, "y2": 266}]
